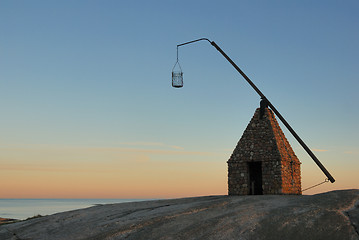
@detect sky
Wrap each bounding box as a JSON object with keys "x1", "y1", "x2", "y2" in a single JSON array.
[{"x1": 0, "y1": 0, "x2": 358, "y2": 198}]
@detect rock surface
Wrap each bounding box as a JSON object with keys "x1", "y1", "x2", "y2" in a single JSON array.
[{"x1": 1, "y1": 189, "x2": 358, "y2": 240}]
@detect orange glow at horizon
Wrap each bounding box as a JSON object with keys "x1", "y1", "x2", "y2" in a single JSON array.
[
  {"x1": 0, "y1": 145, "x2": 228, "y2": 198},
  {"x1": 0, "y1": 145, "x2": 357, "y2": 199}
]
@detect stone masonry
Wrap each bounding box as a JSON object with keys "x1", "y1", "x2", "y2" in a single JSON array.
[{"x1": 228, "y1": 107, "x2": 301, "y2": 195}]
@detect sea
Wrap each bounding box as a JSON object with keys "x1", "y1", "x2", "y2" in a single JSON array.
[{"x1": 0, "y1": 199, "x2": 151, "y2": 220}]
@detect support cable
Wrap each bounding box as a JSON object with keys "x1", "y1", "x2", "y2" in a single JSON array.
[{"x1": 302, "y1": 179, "x2": 329, "y2": 192}]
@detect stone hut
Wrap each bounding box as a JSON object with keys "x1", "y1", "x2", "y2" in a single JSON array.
[{"x1": 227, "y1": 106, "x2": 301, "y2": 195}]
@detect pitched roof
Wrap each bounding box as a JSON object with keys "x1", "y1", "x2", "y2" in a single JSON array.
[{"x1": 228, "y1": 108, "x2": 301, "y2": 165}]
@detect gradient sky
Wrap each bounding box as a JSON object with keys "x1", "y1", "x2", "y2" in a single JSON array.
[{"x1": 0, "y1": 0, "x2": 358, "y2": 198}]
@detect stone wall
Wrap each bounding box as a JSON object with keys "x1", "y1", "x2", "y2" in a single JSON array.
[{"x1": 228, "y1": 108, "x2": 301, "y2": 195}]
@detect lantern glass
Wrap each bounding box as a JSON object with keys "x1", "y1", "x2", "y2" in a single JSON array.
[{"x1": 172, "y1": 71, "x2": 183, "y2": 88}]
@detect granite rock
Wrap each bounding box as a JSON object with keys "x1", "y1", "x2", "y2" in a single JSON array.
[{"x1": 0, "y1": 190, "x2": 358, "y2": 240}]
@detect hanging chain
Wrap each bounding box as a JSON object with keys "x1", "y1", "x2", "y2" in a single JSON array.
[
  {"x1": 176, "y1": 46, "x2": 179, "y2": 62},
  {"x1": 172, "y1": 46, "x2": 182, "y2": 72},
  {"x1": 302, "y1": 178, "x2": 329, "y2": 192}
]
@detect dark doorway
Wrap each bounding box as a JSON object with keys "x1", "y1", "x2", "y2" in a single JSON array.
[{"x1": 248, "y1": 162, "x2": 263, "y2": 195}]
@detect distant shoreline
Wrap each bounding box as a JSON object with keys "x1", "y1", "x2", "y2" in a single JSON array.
[
  {"x1": 0, "y1": 217, "x2": 20, "y2": 225},
  {"x1": 0, "y1": 198, "x2": 150, "y2": 220}
]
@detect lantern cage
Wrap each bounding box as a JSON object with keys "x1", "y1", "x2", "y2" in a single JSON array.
[{"x1": 172, "y1": 61, "x2": 183, "y2": 88}]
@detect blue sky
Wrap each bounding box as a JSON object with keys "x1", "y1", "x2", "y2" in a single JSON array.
[{"x1": 0, "y1": 0, "x2": 358, "y2": 197}]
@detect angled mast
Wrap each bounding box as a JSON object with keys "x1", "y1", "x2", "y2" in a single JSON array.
[{"x1": 176, "y1": 38, "x2": 335, "y2": 183}]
